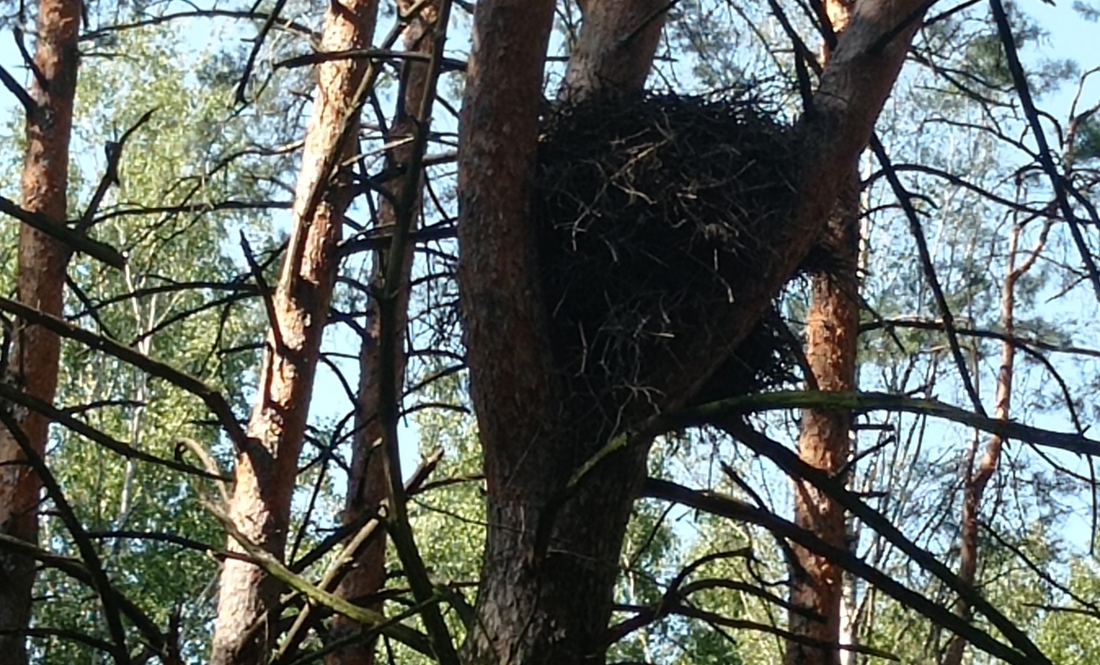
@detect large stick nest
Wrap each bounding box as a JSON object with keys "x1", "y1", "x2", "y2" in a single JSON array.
[{"x1": 533, "y1": 93, "x2": 805, "y2": 422}]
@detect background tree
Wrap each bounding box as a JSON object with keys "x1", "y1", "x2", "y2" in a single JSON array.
[
  {"x1": 0, "y1": 2, "x2": 85, "y2": 662},
  {"x1": 0, "y1": 2, "x2": 1096, "y2": 665}
]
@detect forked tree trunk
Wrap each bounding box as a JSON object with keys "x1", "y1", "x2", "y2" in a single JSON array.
[
  {"x1": 789, "y1": 2, "x2": 860, "y2": 664},
  {"x1": 458, "y1": 0, "x2": 925, "y2": 662},
  {"x1": 0, "y1": 2, "x2": 81, "y2": 663},
  {"x1": 459, "y1": 2, "x2": 665, "y2": 664},
  {"x1": 942, "y1": 221, "x2": 1044, "y2": 665},
  {"x1": 327, "y1": 2, "x2": 439, "y2": 663},
  {"x1": 211, "y1": 3, "x2": 378, "y2": 663}
]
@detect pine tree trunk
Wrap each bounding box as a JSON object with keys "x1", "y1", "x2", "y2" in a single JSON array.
[
  {"x1": 788, "y1": 3, "x2": 861, "y2": 663},
  {"x1": 0, "y1": 2, "x2": 81, "y2": 663},
  {"x1": 560, "y1": 0, "x2": 667, "y2": 101},
  {"x1": 211, "y1": 3, "x2": 378, "y2": 663},
  {"x1": 458, "y1": 1, "x2": 924, "y2": 663},
  {"x1": 789, "y1": 170, "x2": 860, "y2": 665},
  {"x1": 326, "y1": 3, "x2": 439, "y2": 663},
  {"x1": 459, "y1": 2, "x2": 667, "y2": 663},
  {"x1": 457, "y1": 2, "x2": 569, "y2": 662}
]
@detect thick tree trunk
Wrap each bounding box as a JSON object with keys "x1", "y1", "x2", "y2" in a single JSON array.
[
  {"x1": 788, "y1": 3, "x2": 860, "y2": 664},
  {"x1": 458, "y1": 0, "x2": 925, "y2": 663},
  {"x1": 459, "y1": 2, "x2": 665, "y2": 663},
  {"x1": 211, "y1": 3, "x2": 377, "y2": 664},
  {"x1": 326, "y1": 3, "x2": 438, "y2": 663},
  {"x1": 457, "y1": 1, "x2": 563, "y2": 662},
  {"x1": 0, "y1": 2, "x2": 81, "y2": 663}
]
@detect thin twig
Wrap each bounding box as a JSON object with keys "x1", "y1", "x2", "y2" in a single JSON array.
[
  {"x1": 0, "y1": 382, "x2": 229, "y2": 481},
  {"x1": 989, "y1": 0, "x2": 1100, "y2": 301},
  {"x1": 870, "y1": 134, "x2": 985, "y2": 416},
  {"x1": 0, "y1": 408, "x2": 132, "y2": 663},
  {"x1": 0, "y1": 297, "x2": 248, "y2": 450},
  {"x1": 641, "y1": 477, "x2": 1039, "y2": 665},
  {"x1": 0, "y1": 63, "x2": 34, "y2": 112},
  {"x1": 0, "y1": 195, "x2": 125, "y2": 268},
  {"x1": 76, "y1": 107, "x2": 157, "y2": 232}
]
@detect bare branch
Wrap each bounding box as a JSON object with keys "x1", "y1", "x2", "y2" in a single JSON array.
[
  {"x1": 0, "y1": 297, "x2": 248, "y2": 450},
  {"x1": 0, "y1": 195, "x2": 125, "y2": 269}
]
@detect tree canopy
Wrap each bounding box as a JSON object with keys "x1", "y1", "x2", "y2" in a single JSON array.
[{"x1": 0, "y1": 1, "x2": 1098, "y2": 665}]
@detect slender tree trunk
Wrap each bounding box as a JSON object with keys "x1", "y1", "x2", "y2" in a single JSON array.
[
  {"x1": 790, "y1": 170, "x2": 860, "y2": 665},
  {"x1": 211, "y1": 3, "x2": 378, "y2": 664},
  {"x1": 0, "y1": 2, "x2": 81, "y2": 663},
  {"x1": 788, "y1": 3, "x2": 860, "y2": 664},
  {"x1": 942, "y1": 221, "x2": 1045, "y2": 665},
  {"x1": 458, "y1": 0, "x2": 925, "y2": 662},
  {"x1": 326, "y1": 3, "x2": 438, "y2": 664}
]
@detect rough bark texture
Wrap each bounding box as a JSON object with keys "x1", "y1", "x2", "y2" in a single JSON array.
[
  {"x1": 326, "y1": 3, "x2": 437, "y2": 663},
  {"x1": 457, "y1": 0, "x2": 925, "y2": 663},
  {"x1": 457, "y1": 2, "x2": 563, "y2": 662},
  {"x1": 560, "y1": 0, "x2": 668, "y2": 101},
  {"x1": 0, "y1": 2, "x2": 81, "y2": 663},
  {"x1": 788, "y1": 3, "x2": 860, "y2": 664},
  {"x1": 459, "y1": 2, "x2": 667, "y2": 663},
  {"x1": 789, "y1": 170, "x2": 860, "y2": 665},
  {"x1": 211, "y1": 3, "x2": 377, "y2": 664}
]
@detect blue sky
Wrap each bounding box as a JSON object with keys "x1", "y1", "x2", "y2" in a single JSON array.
[{"x1": 0, "y1": 0, "x2": 1096, "y2": 545}]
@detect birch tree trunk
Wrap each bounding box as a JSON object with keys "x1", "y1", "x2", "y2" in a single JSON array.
[
  {"x1": 0, "y1": 2, "x2": 81, "y2": 662},
  {"x1": 211, "y1": 3, "x2": 378, "y2": 663}
]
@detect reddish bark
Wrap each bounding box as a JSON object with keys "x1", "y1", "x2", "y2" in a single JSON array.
[
  {"x1": 456, "y1": 1, "x2": 567, "y2": 662},
  {"x1": 211, "y1": 3, "x2": 378, "y2": 664},
  {"x1": 0, "y1": 2, "x2": 82, "y2": 663},
  {"x1": 457, "y1": 0, "x2": 924, "y2": 663},
  {"x1": 788, "y1": 3, "x2": 861, "y2": 663},
  {"x1": 326, "y1": 3, "x2": 439, "y2": 663},
  {"x1": 459, "y1": 3, "x2": 666, "y2": 663},
  {"x1": 943, "y1": 222, "x2": 1045, "y2": 665},
  {"x1": 560, "y1": 0, "x2": 668, "y2": 101},
  {"x1": 789, "y1": 171, "x2": 860, "y2": 665}
]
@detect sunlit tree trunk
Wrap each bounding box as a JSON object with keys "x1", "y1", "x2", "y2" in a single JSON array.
[
  {"x1": 211, "y1": 3, "x2": 378, "y2": 663},
  {"x1": 326, "y1": 2, "x2": 439, "y2": 664},
  {"x1": 790, "y1": 171, "x2": 860, "y2": 665},
  {"x1": 0, "y1": 2, "x2": 81, "y2": 663},
  {"x1": 788, "y1": 2, "x2": 861, "y2": 664}
]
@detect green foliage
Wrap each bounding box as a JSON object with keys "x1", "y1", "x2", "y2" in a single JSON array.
[
  {"x1": 3, "y1": 1, "x2": 1098, "y2": 664},
  {"x1": 1075, "y1": 116, "x2": 1100, "y2": 162},
  {"x1": 1038, "y1": 560, "x2": 1100, "y2": 665},
  {"x1": 17, "y1": 25, "x2": 273, "y2": 664}
]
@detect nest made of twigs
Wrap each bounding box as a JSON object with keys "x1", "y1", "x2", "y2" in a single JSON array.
[{"x1": 533, "y1": 93, "x2": 803, "y2": 417}]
